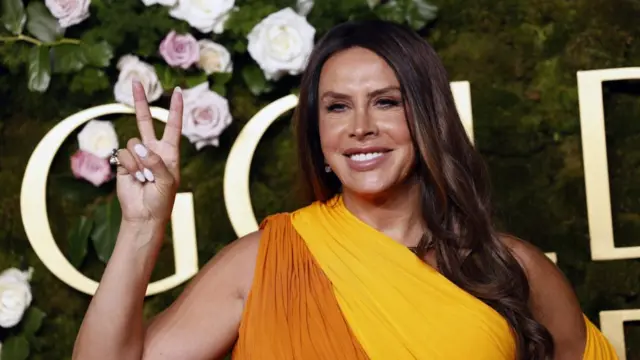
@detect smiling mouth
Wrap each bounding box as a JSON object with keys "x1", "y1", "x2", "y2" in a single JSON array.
[
  {"x1": 343, "y1": 147, "x2": 392, "y2": 159},
  {"x1": 342, "y1": 148, "x2": 393, "y2": 171},
  {"x1": 347, "y1": 152, "x2": 386, "y2": 162}
]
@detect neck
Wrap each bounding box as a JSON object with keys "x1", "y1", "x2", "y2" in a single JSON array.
[{"x1": 341, "y1": 180, "x2": 424, "y2": 248}]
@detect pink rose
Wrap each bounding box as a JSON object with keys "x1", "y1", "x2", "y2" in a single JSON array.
[
  {"x1": 70, "y1": 150, "x2": 113, "y2": 187},
  {"x1": 45, "y1": 0, "x2": 91, "y2": 28},
  {"x1": 182, "y1": 82, "x2": 233, "y2": 150},
  {"x1": 159, "y1": 31, "x2": 199, "y2": 69}
]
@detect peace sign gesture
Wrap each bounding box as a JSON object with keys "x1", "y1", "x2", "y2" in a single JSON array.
[{"x1": 114, "y1": 81, "x2": 183, "y2": 225}]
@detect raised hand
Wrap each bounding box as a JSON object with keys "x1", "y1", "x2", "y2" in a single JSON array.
[{"x1": 114, "y1": 81, "x2": 183, "y2": 225}]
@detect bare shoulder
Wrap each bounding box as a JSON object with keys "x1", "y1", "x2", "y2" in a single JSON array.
[
  {"x1": 142, "y1": 231, "x2": 262, "y2": 360},
  {"x1": 499, "y1": 234, "x2": 587, "y2": 358},
  {"x1": 197, "y1": 230, "x2": 262, "y2": 299}
]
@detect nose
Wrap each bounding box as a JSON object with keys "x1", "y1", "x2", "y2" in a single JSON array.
[{"x1": 350, "y1": 107, "x2": 378, "y2": 140}]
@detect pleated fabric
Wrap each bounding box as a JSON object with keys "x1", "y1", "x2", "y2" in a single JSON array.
[{"x1": 232, "y1": 213, "x2": 369, "y2": 360}]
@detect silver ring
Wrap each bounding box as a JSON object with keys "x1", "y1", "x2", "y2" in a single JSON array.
[{"x1": 109, "y1": 148, "x2": 121, "y2": 166}]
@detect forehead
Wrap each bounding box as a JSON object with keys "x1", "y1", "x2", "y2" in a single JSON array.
[{"x1": 318, "y1": 47, "x2": 400, "y2": 92}]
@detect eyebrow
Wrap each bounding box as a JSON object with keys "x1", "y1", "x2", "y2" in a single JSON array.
[{"x1": 320, "y1": 86, "x2": 401, "y2": 100}]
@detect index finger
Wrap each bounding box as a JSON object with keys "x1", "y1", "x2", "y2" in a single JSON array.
[
  {"x1": 132, "y1": 80, "x2": 157, "y2": 143},
  {"x1": 161, "y1": 86, "x2": 184, "y2": 147}
]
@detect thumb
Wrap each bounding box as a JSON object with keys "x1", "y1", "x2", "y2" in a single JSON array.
[{"x1": 131, "y1": 143, "x2": 175, "y2": 188}]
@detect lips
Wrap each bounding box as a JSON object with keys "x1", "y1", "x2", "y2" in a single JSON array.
[{"x1": 342, "y1": 147, "x2": 392, "y2": 172}]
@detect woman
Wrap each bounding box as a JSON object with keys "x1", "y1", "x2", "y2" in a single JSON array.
[{"x1": 73, "y1": 20, "x2": 617, "y2": 360}]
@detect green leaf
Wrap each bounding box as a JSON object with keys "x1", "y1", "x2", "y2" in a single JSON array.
[
  {"x1": 52, "y1": 43, "x2": 86, "y2": 73},
  {"x1": 375, "y1": 0, "x2": 437, "y2": 30},
  {"x1": 225, "y1": 3, "x2": 278, "y2": 37},
  {"x1": 210, "y1": 71, "x2": 232, "y2": 96},
  {"x1": 242, "y1": 65, "x2": 269, "y2": 96},
  {"x1": 69, "y1": 68, "x2": 110, "y2": 94},
  {"x1": 51, "y1": 174, "x2": 112, "y2": 202},
  {"x1": 367, "y1": 0, "x2": 381, "y2": 8},
  {"x1": 408, "y1": 0, "x2": 437, "y2": 29},
  {"x1": 232, "y1": 40, "x2": 247, "y2": 53},
  {"x1": 1, "y1": 336, "x2": 30, "y2": 360},
  {"x1": 68, "y1": 216, "x2": 93, "y2": 267},
  {"x1": 374, "y1": 0, "x2": 404, "y2": 23},
  {"x1": 27, "y1": 46, "x2": 51, "y2": 92},
  {"x1": 82, "y1": 41, "x2": 114, "y2": 68},
  {"x1": 21, "y1": 307, "x2": 46, "y2": 337},
  {"x1": 90, "y1": 197, "x2": 121, "y2": 263},
  {"x1": 184, "y1": 73, "x2": 208, "y2": 88},
  {"x1": 1, "y1": 0, "x2": 26, "y2": 35},
  {"x1": 53, "y1": 41, "x2": 113, "y2": 73},
  {"x1": 213, "y1": 72, "x2": 232, "y2": 86},
  {"x1": 211, "y1": 82, "x2": 226, "y2": 96},
  {"x1": 26, "y1": 2, "x2": 63, "y2": 43},
  {"x1": 154, "y1": 64, "x2": 179, "y2": 91}
]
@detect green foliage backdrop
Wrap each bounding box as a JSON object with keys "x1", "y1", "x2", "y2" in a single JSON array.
[{"x1": 0, "y1": 0, "x2": 639, "y2": 358}]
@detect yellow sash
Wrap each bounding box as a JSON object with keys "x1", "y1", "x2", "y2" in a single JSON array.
[
  {"x1": 291, "y1": 196, "x2": 516, "y2": 359},
  {"x1": 583, "y1": 315, "x2": 619, "y2": 359},
  {"x1": 291, "y1": 196, "x2": 619, "y2": 359}
]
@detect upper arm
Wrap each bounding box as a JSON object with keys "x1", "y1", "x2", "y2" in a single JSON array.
[
  {"x1": 502, "y1": 235, "x2": 587, "y2": 360},
  {"x1": 141, "y1": 231, "x2": 261, "y2": 360}
]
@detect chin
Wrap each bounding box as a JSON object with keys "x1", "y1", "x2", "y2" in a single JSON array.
[
  {"x1": 336, "y1": 166, "x2": 416, "y2": 200},
  {"x1": 341, "y1": 178, "x2": 396, "y2": 198}
]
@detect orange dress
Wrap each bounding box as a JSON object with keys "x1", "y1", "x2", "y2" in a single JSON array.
[{"x1": 233, "y1": 197, "x2": 618, "y2": 360}]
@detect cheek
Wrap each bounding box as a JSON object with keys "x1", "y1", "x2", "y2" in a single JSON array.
[
  {"x1": 381, "y1": 113, "x2": 415, "y2": 170},
  {"x1": 318, "y1": 116, "x2": 343, "y2": 157},
  {"x1": 379, "y1": 110, "x2": 413, "y2": 146},
  {"x1": 399, "y1": 130, "x2": 416, "y2": 171}
]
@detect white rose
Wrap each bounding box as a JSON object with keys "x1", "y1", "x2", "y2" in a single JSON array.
[
  {"x1": 297, "y1": 0, "x2": 313, "y2": 16},
  {"x1": 78, "y1": 120, "x2": 119, "y2": 159},
  {"x1": 197, "y1": 40, "x2": 233, "y2": 75},
  {"x1": 114, "y1": 55, "x2": 163, "y2": 107},
  {"x1": 45, "y1": 0, "x2": 91, "y2": 28},
  {"x1": 0, "y1": 268, "x2": 33, "y2": 329},
  {"x1": 169, "y1": 0, "x2": 234, "y2": 34},
  {"x1": 181, "y1": 82, "x2": 232, "y2": 150},
  {"x1": 141, "y1": 0, "x2": 176, "y2": 6},
  {"x1": 247, "y1": 7, "x2": 316, "y2": 81}
]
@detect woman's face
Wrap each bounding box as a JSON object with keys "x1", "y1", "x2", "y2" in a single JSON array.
[{"x1": 318, "y1": 47, "x2": 415, "y2": 197}]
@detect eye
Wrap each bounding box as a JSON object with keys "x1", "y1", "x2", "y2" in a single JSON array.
[
  {"x1": 376, "y1": 98, "x2": 401, "y2": 109},
  {"x1": 326, "y1": 103, "x2": 348, "y2": 112}
]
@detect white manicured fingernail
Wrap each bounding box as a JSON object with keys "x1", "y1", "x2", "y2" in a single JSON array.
[
  {"x1": 134, "y1": 144, "x2": 148, "y2": 158},
  {"x1": 143, "y1": 168, "x2": 154, "y2": 182},
  {"x1": 174, "y1": 86, "x2": 182, "y2": 94},
  {"x1": 135, "y1": 171, "x2": 146, "y2": 182}
]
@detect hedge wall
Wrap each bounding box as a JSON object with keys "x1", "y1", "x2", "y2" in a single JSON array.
[{"x1": 0, "y1": 0, "x2": 638, "y2": 358}]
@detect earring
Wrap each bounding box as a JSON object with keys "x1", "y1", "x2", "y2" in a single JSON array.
[{"x1": 325, "y1": 165, "x2": 331, "y2": 173}]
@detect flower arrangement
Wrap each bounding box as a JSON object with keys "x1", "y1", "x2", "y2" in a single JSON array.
[{"x1": 0, "y1": 0, "x2": 438, "y2": 189}]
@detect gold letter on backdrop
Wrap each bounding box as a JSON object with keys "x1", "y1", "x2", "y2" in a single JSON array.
[
  {"x1": 577, "y1": 67, "x2": 640, "y2": 360},
  {"x1": 20, "y1": 104, "x2": 198, "y2": 296},
  {"x1": 577, "y1": 67, "x2": 640, "y2": 261},
  {"x1": 600, "y1": 309, "x2": 640, "y2": 360}
]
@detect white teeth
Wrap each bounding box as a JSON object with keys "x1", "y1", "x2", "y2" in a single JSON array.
[{"x1": 349, "y1": 152, "x2": 384, "y2": 162}]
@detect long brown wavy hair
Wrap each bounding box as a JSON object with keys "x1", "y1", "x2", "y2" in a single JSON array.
[{"x1": 293, "y1": 20, "x2": 554, "y2": 359}]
